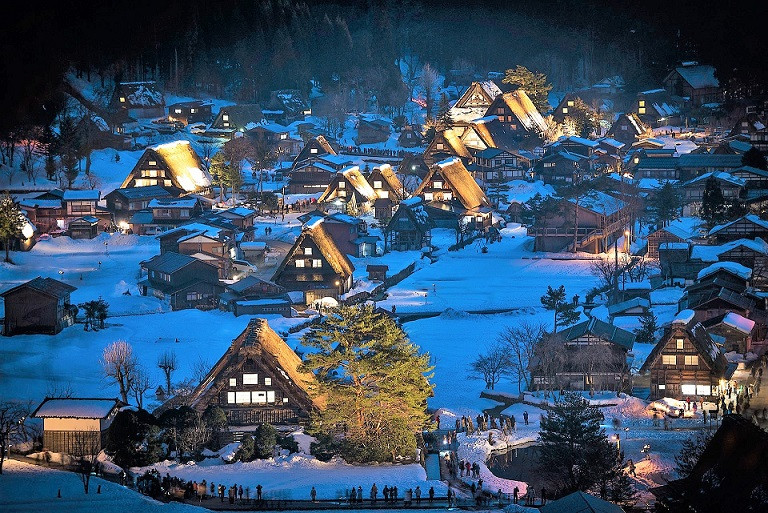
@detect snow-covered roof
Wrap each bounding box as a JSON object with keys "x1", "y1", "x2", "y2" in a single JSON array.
[
  {"x1": 659, "y1": 242, "x2": 690, "y2": 251},
  {"x1": 673, "y1": 309, "x2": 696, "y2": 325},
  {"x1": 62, "y1": 190, "x2": 100, "y2": 201},
  {"x1": 569, "y1": 190, "x2": 626, "y2": 216},
  {"x1": 32, "y1": 398, "x2": 122, "y2": 419},
  {"x1": 159, "y1": 222, "x2": 226, "y2": 240},
  {"x1": 562, "y1": 135, "x2": 600, "y2": 148},
  {"x1": 599, "y1": 138, "x2": 625, "y2": 149},
  {"x1": 697, "y1": 261, "x2": 752, "y2": 282},
  {"x1": 709, "y1": 214, "x2": 768, "y2": 236},
  {"x1": 149, "y1": 198, "x2": 198, "y2": 209},
  {"x1": 499, "y1": 90, "x2": 547, "y2": 133},
  {"x1": 691, "y1": 237, "x2": 768, "y2": 262},
  {"x1": 239, "y1": 241, "x2": 267, "y2": 249},
  {"x1": 19, "y1": 199, "x2": 62, "y2": 209},
  {"x1": 683, "y1": 171, "x2": 745, "y2": 188},
  {"x1": 721, "y1": 312, "x2": 755, "y2": 335},
  {"x1": 673, "y1": 64, "x2": 719, "y2": 90}
]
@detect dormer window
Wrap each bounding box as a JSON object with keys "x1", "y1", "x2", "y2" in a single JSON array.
[{"x1": 676, "y1": 338, "x2": 685, "y2": 350}]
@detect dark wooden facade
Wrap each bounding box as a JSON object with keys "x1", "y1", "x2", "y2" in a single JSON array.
[
  {"x1": 139, "y1": 252, "x2": 222, "y2": 310},
  {"x1": 384, "y1": 198, "x2": 434, "y2": 251},
  {"x1": 185, "y1": 318, "x2": 321, "y2": 426},
  {"x1": 271, "y1": 222, "x2": 355, "y2": 304},
  {"x1": 606, "y1": 113, "x2": 649, "y2": 146},
  {"x1": 168, "y1": 101, "x2": 213, "y2": 125},
  {"x1": 641, "y1": 313, "x2": 730, "y2": 400},
  {"x1": 1, "y1": 277, "x2": 77, "y2": 336}
]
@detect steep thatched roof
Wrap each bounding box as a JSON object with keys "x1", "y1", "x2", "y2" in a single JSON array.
[
  {"x1": 372, "y1": 164, "x2": 404, "y2": 199},
  {"x1": 498, "y1": 89, "x2": 547, "y2": 133},
  {"x1": 413, "y1": 157, "x2": 490, "y2": 210},
  {"x1": 122, "y1": 140, "x2": 212, "y2": 192},
  {"x1": 318, "y1": 166, "x2": 376, "y2": 203},
  {"x1": 272, "y1": 221, "x2": 355, "y2": 281},
  {"x1": 187, "y1": 318, "x2": 324, "y2": 412}
]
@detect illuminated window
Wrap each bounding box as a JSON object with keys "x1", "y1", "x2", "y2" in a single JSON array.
[
  {"x1": 148, "y1": 160, "x2": 156, "y2": 166},
  {"x1": 190, "y1": 108, "x2": 196, "y2": 113},
  {"x1": 338, "y1": 181, "x2": 345, "y2": 189},
  {"x1": 436, "y1": 143, "x2": 444, "y2": 150},
  {"x1": 283, "y1": 397, "x2": 288, "y2": 403},
  {"x1": 444, "y1": 192, "x2": 452, "y2": 200},
  {"x1": 567, "y1": 100, "x2": 574, "y2": 107},
  {"x1": 227, "y1": 392, "x2": 235, "y2": 403},
  {"x1": 662, "y1": 354, "x2": 676, "y2": 365},
  {"x1": 229, "y1": 378, "x2": 237, "y2": 386},
  {"x1": 433, "y1": 181, "x2": 443, "y2": 188},
  {"x1": 696, "y1": 385, "x2": 711, "y2": 395},
  {"x1": 562, "y1": 107, "x2": 569, "y2": 114},
  {"x1": 223, "y1": 122, "x2": 230, "y2": 127},
  {"x1": 310, "y1": 148, "x2": 318, "y2": 154},
  {"x1": 373, "y1": 181, "x2": 382, "y2": 189},
  {"x1": 175, "y1": 109, "x2": 182, "y2": 114},
  {"x1": 280, "y1": 133, "x2": 287, "y2": 140},
  {"x1": 676, "y1": 338, "x2": 685, "y2": 350},
  {"x1": 684, "y1": 355, "x2": 699, "y2": 366},
  {"x1": 638, "y1": 100, "x2": 645, "y2": 107},
  {"x1": 222, "y1": 114, "x2": 229, "y2": 121},
  {"x1": 658, "y1": 384, "x2": 666, "y2": 390},
  {"x1": 267, "y1": 391, "x2": 275, "y2": 403},
  {"x1": 243, "y1": 373, "x2": 258, "y2": 385},
  {"x1": 304, "y1": 247, "x2": 313, "y2": 255},
  {"x1": 253, "y1": 391, "x2": 267, "y2": 404},
  {"x1": 312, "y1": 259, "x2": 322, "y2": 268},
  {"x1": 235, "y1": 391, "x2": 250, "y2": 404},
  {"x1": 338, "y1": 190, "x2": 346, "y2": 197},
  {"x1": 638, "y1": 107, "x2": 646, "y2": 114},
  {"x1": 264, "y1": 377, "x2": 272, "y2": 386},
  {"x1": 681, "y1": 384, "x2": 696, "y2": 395},
  {"x1": 119, "y1": 97, "x2": 126, "y2": 103},
  {"x1": 424, "y1": 192, "x2": 433, "y2": 201},
  {"x1": 295, "y1": 260, "x2": 305, "y2": 268}
]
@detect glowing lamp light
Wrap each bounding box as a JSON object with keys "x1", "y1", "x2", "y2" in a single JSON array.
[
  {"x1": 21, "y1": 223, "x2": 34, "y2": 239},
  {"x1": 118, "y1": 221, "x2": 130, "y2": 231}
]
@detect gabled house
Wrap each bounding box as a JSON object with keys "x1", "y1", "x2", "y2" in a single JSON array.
[
  {"x1": 287, "y1": 161, "x2": 337, "y2": 194},
  {"x1": 157, "y1": 222, "x2": 234, "y2": 255},
  {"x1": 448, "y1": 80, "x2": 505, "y2": 129},
  {"x1": 607, "y1": 297, "x2": 650, "y2": 319},
  {"x1": 1, "y1": 277, "x2": 77, "y2": 336},
  {"x1": 606, "y1": 113, "x2": 650, "y2": 146},
  {"x1": 729, "y1": 112, "x2": 768, "y2": 152},
  {"x1": 730, "y1": 165, "x2": 768, "y2": 190},
  {"x1": 121, "y1": 140, "x2": 212, "y2": 193},
  {"x1": 369, "y1": 164, "x2": 404, "y2": 220},
  {"x1": 210, "y1": 104, "x2": 263, "y2": 134},
  {"x1": 470, "y1": 148, "x2": 530, "y2": 182},
  {"x1": 183, "y1": 318, "x2": 322, "y2": 426},
  {"x1": 551, "y1": 93, "x2": 585, "y2": 125},
  {"x1": 484, "y1": 89, "x2": 547, "y2": 141},
  {"x1": 663, "y1": 62, "x2": 720, "y2": 107},
  {"x1": 708, "y1": 214, "x2": 768, "y2": 243},
  {"x1": 139, "y1": 252, "x2": 222, "y2": 310},
  {"x1": 304, "y1": 212, "x2": 376, "y2": 258},
  {"x1": 292, "y1": 135, "x2": 336, "y2": 169},
  {"x1": 218, "y1": 276, "x2": 289, "y2": 317},
  {"x1": 423, "y1": 129, "x2": 471, "y2": 166},
  {"x1": 177, "y1": 230, "x2": 233, "y2": 279},
  {"x1": 681, "y1": 172, "x2": 745, "y2": 216},
  {"x1": 384, "y1": 197, "x2": 435, "y2": 251},
  {"x1": 397, "y1": 125, "x2": 424, "y2": 148},
  {"x1": 105, "y1": 185, "x2": 178, "y2": 225},
  {"x1": 271, "y1": 221, "x2": 355, "y2": 304},
  {"x1": 702, "y1": 312, "x2": 757, "y2": 354},
  {"x1": 265, "y1": 89, "x2": 310, "y2": 123},
  {"x1": 647, "y1": 220, "x2": 703, "y2": 259},
  {"x1": 318, "y1": 166, "x2": 377, "y2": 214},
  {"x1": 356, "y1": 118, "x2": 391, "y2": 145},
  {"x1": 412, "y1": 157, "x2": 492, "y2": 231},
  {"x1": 167, "y1": 100, "x2": 213, "y2": 126},
  {"x1": 640, "y1": 310, "x2": 732, "y2": 400},
  {"x1": 110, "y1": 81, "x2": 165, "y2": 119},
  {"x1": 531, "y1": 190, "x2": 630, "y2": 253},
  {"x1": 211, "y1": 207, "x2": 256, "y2": 231},
  {"x1": 532, "y1": 317, "x2": 635, "y2": 392},
  {"x1": 31, "y1": 397, "x2": 124, "y2": 454},
  {"x1": 635, "y1": 89, "x2": 683, "y2": 127},
  {"x1": 128, "y1": 197, "x2": 204, "y2": 235},
  {"x1": 68, "y1": 216, "x2": 99, "y2": 239},
  {"x1": 533, "y1": 151, "x2": 588, "y2": 185},
  {"x1": 20, "y1": 189, "x2": 109, "y2": 234},
  {"x1": 245, "y1": 122, "x2": 301, "y2": 155}
]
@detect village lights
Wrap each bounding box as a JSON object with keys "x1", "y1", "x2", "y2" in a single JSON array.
[
  {"x1": 641, "y1": 443, "x2": 651, "y2": 460},
  {"x1": 613, "y1": 433, "x2": 621, "y2": 454}
]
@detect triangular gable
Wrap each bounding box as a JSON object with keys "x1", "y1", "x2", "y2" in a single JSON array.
[
  {"x1": 413, "y1": 157, "x2": 489, "y2": 210},
  {"x1": 272, "y1": 222, "x2": 354, "y2": 282}
]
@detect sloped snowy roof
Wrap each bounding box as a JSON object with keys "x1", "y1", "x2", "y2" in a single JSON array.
[
  {"x1": 62, "y1": 190, "x2": 100, "y2": 201},
  {"x1": 683, "y1": 171, "x2": 745, "y2": 188},
  {"x1": 673, "y1": 64, "x2": 719, "y2": 90},
  {"x1": 691, "y1": 237, "x2": 768, "y2": 262},
  {"x1": 697, "y1": 261, "x2": 752, "y2": 281},
  {"x1": 709, "y1": 214, "x2": 768, "y2": 236},
  {"x1": 499, "y1": 90, "x2": 547, "y2": 133},
  {"x1": 721, "y1": 312, "x2": 755, "y2": 335},
  {"x1": 32, "y1": 398, "x2": 122, "y2": 419},
  {"x1": 569, "y1": 190, "x2": 626, "y2": 216},
  {"x1": 149, "y1": 198, "x2": 197, "y2": 209},
  {"x1": 673, "y1": 309, "x2": 696, "y2": 325}
]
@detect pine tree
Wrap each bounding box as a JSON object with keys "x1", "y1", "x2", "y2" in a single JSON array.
[
  {"x1": 742, "y1": 146, "x2": 767, "y2": 170},
  {"x1": 502, "y1": 65, "x2": 552, "y2": 112},
  {"x1": 254, "y1": 423, "x2": 278, "y2": 459},
  {"x1": 538, "y1": 392, "x2": 617, "y2": 494},
  {"x1": 301, "y1": 304, "x2": 434, "y2": 463},
  {"x1": 649, "y1": 181, "x2": 682, "y2": 228},
  {"x1": 609, "y1": 470, "x2": 638, "y2": 508},
  {"x1": 726, "y1": 198, "x2": 748, "y2": 220},
  {"x1": 674, "y1": 430, "x2": 713, "y2": 478},
  {"x1": 238, "y1": 433, "x2": 255, "y2": 461},
  {"x1": 540, "y1": 285, "x2": 581, "y2": 333},
  {"x1": 0, "y1": 194, "x2": 25, "y2": 263},
  {"x1": 435, "y1": 92, "x2": 453, "y2": 130},
  {"x1": 700, "y1": 177, "x2": 727, "y2": 228},
  {"x1": 634, "y1": 310, "x2": 658, "y2": 344}
]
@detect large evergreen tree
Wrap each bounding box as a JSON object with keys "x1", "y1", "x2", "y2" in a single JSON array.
[
  {"x1": 634, "y1": 310, "x2": 658, "y2": 344},
  {"x1": 502, "y1": 65, "x2": 552, "y2": 112},
  {"x1": 0, "y1": 194, "x2": 25, "y2": 263},
  {"x1": 742, "y1": 147, "x2": 767, "y2": 170},
  {"x1": 538, "y1": 393, "x2": 620, "y2": 495},
  {"x1": 649, "y1": 181, "x2": 682, "y2": 228},
  {"x1": 540, "y1": 285, "x2": 581, "y2": 333},
  {"x1": 301, "y1": 304, "x2": 433, "y2": 463},
  {"x1": 700, "y1": 177, "x2": 727, "y2": 228}
]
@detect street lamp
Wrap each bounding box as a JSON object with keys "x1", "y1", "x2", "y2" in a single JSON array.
[
  {"x1": 624, "y1": 229, "x2": 631, "y2": 253},
  {"x1": 613, "y1": 433, "x2": 621, "y2": 456}
]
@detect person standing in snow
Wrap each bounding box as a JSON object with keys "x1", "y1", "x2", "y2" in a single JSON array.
[
  {"x1": 311, "y1": 487, "x2": 317, "y2": 502},
  {"x1": 429, "y1": 486, "x2": 434, "y2": 504},
  {"x1": 383, "y1": 485, "x2": 390, "y2": 503},
  {"x1": 513, "y1": 486, "x2": 519, "y2": 504},
  {"x1": 405, "y1": 488, "x2": 412, "y2": 506},
  {"x1": 523, "y1": 411, "x2": 529, "y2": 425},
  {"x1": 415, "y1": 486, "x2": 421, "y2": 505},
  {"x1": 392, "y1": 485, "x2": 398, "y2": 503},
  {"x1": 350, "y1": 487, "x2": 356, "y2": 504},
  {"x1": 370, "y1": 483, "x2": 378, "y2": 503},
  {"x1": 256, "y1": 484, "x2": 263, "y2": 502}
]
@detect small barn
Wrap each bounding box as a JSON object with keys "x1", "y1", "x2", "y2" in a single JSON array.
[
  {"x1": 68, "y1": 216, "x2": 99, "y2": 239},
  {"x1": 1, "y1": 277, "x2": 77, "y2": 336},
  {"x1": 32, "y1": 397, "x2": 125, "y2": 454}
]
